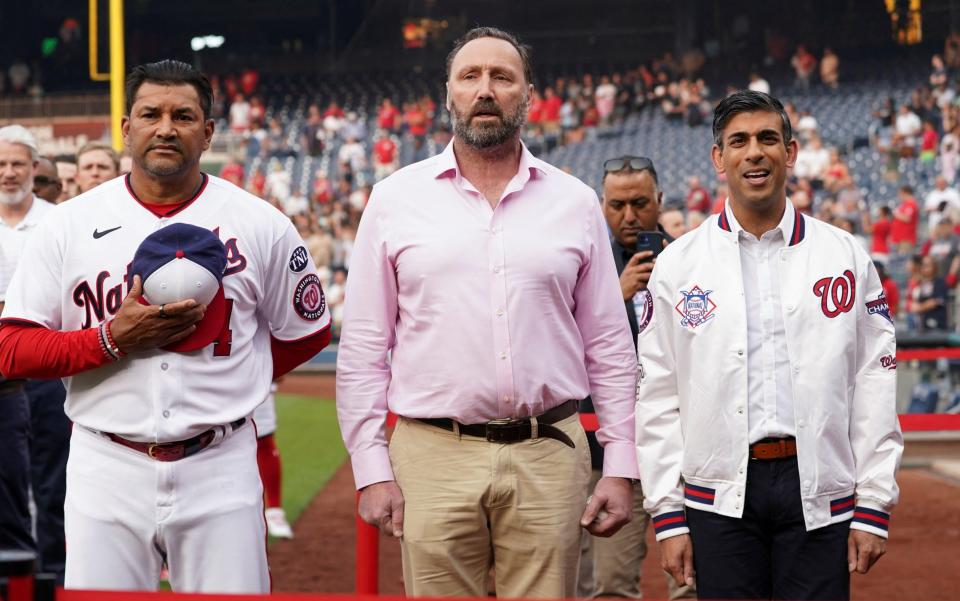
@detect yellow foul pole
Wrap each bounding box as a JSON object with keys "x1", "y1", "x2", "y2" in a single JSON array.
[{"x1": 109, "y1": 0, "x2": 126, "y2": 152}]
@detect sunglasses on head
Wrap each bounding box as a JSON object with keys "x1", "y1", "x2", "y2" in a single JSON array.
[{"x1": 603, "y1": 156, "x2": 654, "y2": 173}]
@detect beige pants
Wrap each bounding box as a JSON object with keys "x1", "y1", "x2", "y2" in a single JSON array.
[
  {"x1": 390, "y1": 414, "x2": 591, "y2": 598},
  {"x1": 579, "y1": 470, "x2": 697, "y2": 599}
]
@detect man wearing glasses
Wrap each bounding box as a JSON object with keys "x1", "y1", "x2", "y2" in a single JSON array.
[
  {"x1": 33, "y1": 157, "x2": 63, "y2": 203},
  {"x1": 580, "y1": 155, "x2": 694, "y2": 600}
]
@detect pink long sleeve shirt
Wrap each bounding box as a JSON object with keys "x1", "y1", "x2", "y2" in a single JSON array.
[{"x1": 336, "y1": 142, "x2": 640, "y2": 489}]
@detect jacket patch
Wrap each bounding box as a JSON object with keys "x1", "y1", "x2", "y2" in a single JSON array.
[
  {"x1": 636, "y1": 289, "x2": 654, "y2": 333},
  {"x1": 675, "y1": 285, "x2": 716, "y2": 328},
  {"x1": 880, "y1": 355, "x2": 897, "y2": 370},
  {"x1": 683, "y1": 483, "x2": 716, "y2": 505},
  {"x1": 866, "y1": 293, "x2": 893, "y2": 324},
  {"x1": 813, "y1": 269, "x2": 856, "y2": 318}
]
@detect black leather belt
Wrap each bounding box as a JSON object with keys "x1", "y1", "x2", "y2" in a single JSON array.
[
  {"x1": 104, "y1": 418, "x2": 246, "y2": 462},
  {"x1": 415, "y1": 399, "x2": 578, "y2": 448}
]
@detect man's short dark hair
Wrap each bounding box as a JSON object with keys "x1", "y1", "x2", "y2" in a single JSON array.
[
  {"x1": 900, "y1": 185, "x2": 913, "y2": 194},
  {"x1": 712, "y1": 90, "x2": 792, "y2": 149},
  {"x1": 446, "y1": 27, "x2": 533, "y2": 85},
  {"x1": 125, "y1": 60, "x2": 213, "y2": 120}
]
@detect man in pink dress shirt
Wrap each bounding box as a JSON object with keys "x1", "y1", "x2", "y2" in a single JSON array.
[{"x1": 336, "y1": 27, "x2": 640, "y2": 598}]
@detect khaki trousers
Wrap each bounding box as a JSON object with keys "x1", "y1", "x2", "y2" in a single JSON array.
[
  {"x1": 579, "y1": 469, "x2": 697, "y2": 599},
  {"x1": 390, "y1": 414, "x2": 591, "y2": 598}
]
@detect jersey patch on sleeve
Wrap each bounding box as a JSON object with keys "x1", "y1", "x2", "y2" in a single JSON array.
[
  {"x1": 866, "y1": 293, "x2": 893, "y2": 324},
  {"x1": 288, "y1": 246, "x2": 310, "y2": 273},
  {"x1": 293, "y1": 274, "x2": 326, "y2": 321}
]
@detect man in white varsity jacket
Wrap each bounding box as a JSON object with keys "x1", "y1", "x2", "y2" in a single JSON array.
[{"x1": 635, "y1": 90, "x2": 903, "y2": 601}]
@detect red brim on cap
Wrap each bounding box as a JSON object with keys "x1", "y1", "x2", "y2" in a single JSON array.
[{"x1": 162, "y1": 285, "x2": 228, "y2": 353}]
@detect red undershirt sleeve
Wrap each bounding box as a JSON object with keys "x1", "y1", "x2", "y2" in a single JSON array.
[
  {"x1": 270, "y1": 326, "x2": 332, "y2": 380},
  {"x1": 0, "y1": 322, "x2": 111, "y2": 379}
]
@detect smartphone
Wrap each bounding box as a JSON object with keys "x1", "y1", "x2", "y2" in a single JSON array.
[{"x1": 634, "y1": 231, "x2": 666, "y2": 262}]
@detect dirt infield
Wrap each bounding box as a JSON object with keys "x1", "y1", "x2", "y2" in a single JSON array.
[{"x1": 273, "y1": 374, "x2": 960, "y2": 599}]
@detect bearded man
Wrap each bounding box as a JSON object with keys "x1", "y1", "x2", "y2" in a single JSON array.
[{"x1": 336, "y1": 26, "x2": 640, "y2": 598}]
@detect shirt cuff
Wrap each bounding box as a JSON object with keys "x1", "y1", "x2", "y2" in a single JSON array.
[
  {"x1": 350, "y1": 445, "x2": 396, "y2": 491},
  {"x1": 651, "y1": 508, "x2": 690, "y2": 541},
  {"x1": 849, "y1": 501, "x2": 891, "y2": 539},
  {"x1": 601, "y1": 441, "x2": 641, "y2": 479}
]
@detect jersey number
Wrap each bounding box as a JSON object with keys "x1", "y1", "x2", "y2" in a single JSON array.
[{"x1": 213, "y1": 299, "x2": 235, "y2": 357}]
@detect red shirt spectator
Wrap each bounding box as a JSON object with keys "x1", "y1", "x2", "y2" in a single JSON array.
[
  {"x1": 685, "y1": 177, "x2": 711, "y2": 213},
  {"x1": 248, "y1": 170, "x2": 266, "y2": 198},
  {"x1": 378, "y1": 100, "x2": 400, "y2": 130},
  {"x1": 240, "y1": 68, "x2": 260, "y2": 96},
  {"x1": 406, "y1": 105, "x2": 428, "y2": 137},
  {"x1": 313, "y1": 174, "x2": 332, "y2": 205},
  {"x1": 542, "y1": 88, "x2": 562, "y2": 124},
  {"x1": 871, "y1": 215, "x2": 892, "y2": 255},
  {"x1": 891, "y1": 188, "x2": 919, "y2": 248},
  {"x1": 220, "y1": 159, "x2": 244, "y2": 188},
  {"x1": 324, "y1": 102, "x2": 345, "y2": 119},
  {"x1": 527, "y1": 92, "x2": 544, "y2": 124},
  {"x1": 882, "y1": 276, "x2": 900, "y2": 318},
  {"x1": 582, "y1": 106, "x2": 599, "y2": 127},
  {"x1": 374, "y1": 137, "x2": 397, "y2": 166}
]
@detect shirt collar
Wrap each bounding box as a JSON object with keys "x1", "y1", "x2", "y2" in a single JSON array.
[
  {"x1": 431, "y1": 139, "x2": 547, "y2": 186},
  {"x1": 717, "y1": 197, "x2": 806, "y2": 246},
  {"x1": 0, "y1": 194, "x2": 50, "y2": 231}
]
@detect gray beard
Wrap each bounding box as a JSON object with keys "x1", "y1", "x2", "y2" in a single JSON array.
[
  {"x1": 451, "y1": 96, "x2": 529, "y2": 150},
  {"x1": 0, "y1": 181, "x2": 32, "y2": 205}
]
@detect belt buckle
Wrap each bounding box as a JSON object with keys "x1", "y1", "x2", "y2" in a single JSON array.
[
  {"x1": 147, "y1": 443, "x2": 184, "y2": 462},
  {"x1": 485, "y1": 418, "x2": 524, "y2": 443}
]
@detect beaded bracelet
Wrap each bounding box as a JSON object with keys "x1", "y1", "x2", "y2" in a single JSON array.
[
  {"x1": 104, "y1": 320, "x2": 125, "y2": 358},
  {"x1": 98, "y1": 321, "x2": 122, "y2": 361}
]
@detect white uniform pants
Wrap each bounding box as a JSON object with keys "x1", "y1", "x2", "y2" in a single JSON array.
[{"x1": 64, "y1": 422, "x2": 269, "y2": 593}]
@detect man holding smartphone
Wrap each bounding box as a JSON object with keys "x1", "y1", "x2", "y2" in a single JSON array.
[{"x1": 579, "y1": 155, "x2": 693, "y2": 599}]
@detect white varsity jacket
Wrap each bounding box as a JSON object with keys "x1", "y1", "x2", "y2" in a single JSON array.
[{"x1": 636, "y1": 200, "x2": 903, "y2": 541}]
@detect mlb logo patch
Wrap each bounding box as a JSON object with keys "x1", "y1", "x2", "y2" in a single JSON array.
[{"x1": 675, "y1": 285, "x2": 716, "y2": 328}]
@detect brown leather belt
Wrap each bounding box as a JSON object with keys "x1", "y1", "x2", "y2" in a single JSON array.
[
  {"x1": 415, "y1": 399, "x2": 579, "y2": 448},
  {"x1": 104, "y1": 418, "x2": 246, "y2": 462},
  {"x1": 749, "y1": 436, "x2": 797, "y2": 460}
]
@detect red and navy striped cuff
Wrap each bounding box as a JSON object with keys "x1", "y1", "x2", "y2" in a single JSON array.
[
  {"x1": 652, "y1": 510, "x2": 688, "y2": 536},
  {"x1": 852, "y1": 507, "x2": 890, "y2": 532},
  {"x1": 684, "y1": 483, "x2": 716, "y2": 505},
  {"x1": 830, "y1": 494, "x2": 855, "y2": 517}
]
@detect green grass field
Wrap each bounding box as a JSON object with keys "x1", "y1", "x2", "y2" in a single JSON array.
[{"x1": 274, "y1": 393, "x2": 347, "y2": 523}]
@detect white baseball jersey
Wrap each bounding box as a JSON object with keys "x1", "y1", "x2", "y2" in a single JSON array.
[
  {"x1": 0, "y1": 195, "x2": 55, "y2": 301},
  {"x1": 1, "y1": 174, "x2": 330, "y2": 442}
]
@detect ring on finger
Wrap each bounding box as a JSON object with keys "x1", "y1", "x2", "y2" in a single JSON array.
[{"x1": 158, "y1": 304, "x2": 169, "y2": 318}]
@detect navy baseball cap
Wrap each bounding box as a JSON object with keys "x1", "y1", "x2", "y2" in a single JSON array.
[{"x1": 132, "y1": 223, "x2": 228, "y2": 353}]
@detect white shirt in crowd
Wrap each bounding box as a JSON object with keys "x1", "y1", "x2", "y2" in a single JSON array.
[
  {"x1": 0, "y1": 195, "x2": 55, "y2": 301},
  {"x1": 229, "y1": 99, "x2": 251, "y2": 130},
  {"x1": 793, "y1": 145, "x2": 830, "y2": 180},
  {"x1": 748, "y1": 77, "x2": 770, "y2": 95},
  {"x1": 924, "y1": 186, "x2": 960, "y2": 226}
]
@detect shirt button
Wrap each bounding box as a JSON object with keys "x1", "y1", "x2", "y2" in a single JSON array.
[
  {"x1": 496, "y1": 308, "x2": 504, "y2": 316},
  {"x1": 161, "y1": 362, "x2": 169, "y2": 371},
  {"x1": 503, "y1": 395, "x2": 511, "y2": 402},
  {"x1": 738, "y1": 468, "x2": 745, "y2": 475},
  {"x1": 735, "y1": 503, "x2": 741, "y2": 510},
  {"x1": 493, "y1": 266, "x2": 501, "y2": 273},
  {"x1": 798, "y1": 420, "x2": 806, "y2": 428},
  {"x1": 737, "y1": 407, "x2": 744, "y2": 414},
  {"x1": 804, "y1": 502, "x2": 813, "y2": 510},
  {"x1": 500, "y1": 352, "x2": 507, "y2": 360},
  {"x1": 803, "y1": 480, "x2": 811, "y2": 489},
  {"x1": 162, "y1": 410, "x2": 170, "y2": 418},
  {"x1": 787, "y1": 305, "x2": 795, "y2": 311},
  {"x1": 737, "y1": 350, "x2": 744, "y2": 356}
]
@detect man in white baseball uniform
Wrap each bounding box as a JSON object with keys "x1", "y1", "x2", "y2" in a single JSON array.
[{"x1": 0, "y1": 60, "x2": 331, "y2": 593}]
